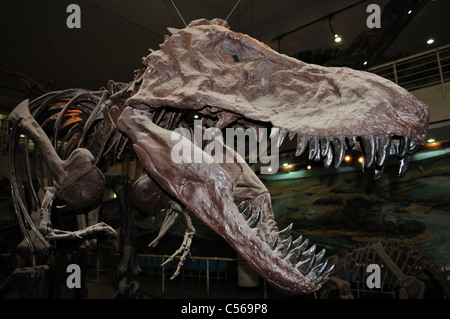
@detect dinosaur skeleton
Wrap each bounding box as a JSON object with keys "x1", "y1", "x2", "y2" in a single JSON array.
[
  {"x1": 8, "y1": 18, "x2": 429, "y2": 296},
  {"x1": 322, "y1": 240, "x2": 450, "y2": 299}
]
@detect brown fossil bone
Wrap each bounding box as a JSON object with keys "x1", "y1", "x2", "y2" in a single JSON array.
[{"x1": 8, "y1": 99, "x2": 114, "y2": 240}]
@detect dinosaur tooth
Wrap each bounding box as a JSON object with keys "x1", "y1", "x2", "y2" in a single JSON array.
[
  {"x1": 278, "y1": 236, "x2": 292, "y2": 258},
  {"x1": 297, "y1": 255, "x2": 316, "y2": 275},
  {"x1": 374, "y1": 165, "x2": 385, "y2": 180},
  {"x1": 269, "y1": 236, "x2": 278, "y2": 250},
  {"x1": 390, "y1": 140, "x2": 399, "y2": 156},
  {"x1": 376, "y1": 135, "x2": 392, "y2": 167},
  {"x1": 247, "y1": 207, "x2": 261, "y2": 228},
  {"x1": 360, "y1": 136, "x2": 377, "y2": 168},
  {"x1": 277, "y1": 129, "x2": 287, "y2": 147},
  {"x1": 321, "y1": 264, "x2": 335, "y2": 278},
  {"x1": 398, "y1": 155, "x2": 410, "y2": 177},
  {"x1": 297, "y1": 238, "x2": 309, "y2": 252},
  {"x1": 408, "y1": 139, "x2": 421, "y2": 154},
  {"x1": 286, "y1": 239, "x2": 309, "y2": 266},
  {"x1": 312, "y1": 260, "x2": 328, "y2": 277},
  {"x1": 311, "y1": 274, "x2": 325, "y2": 285},
  {"x1": 333, "y1": 137, "x2": 346, "y2": 168},
  {"x1": 278, "y1": 223, "x2": 293, "y2": 240},
  {"x1": 320, "y1": 137, "x2": 330, "y2": 157},
  {"x1": 285, "y1": 245, "x2": 302, "y2": 266},
  {"x1": 295, "y1": 135, "x2": 308, "y2": 156},
  {"x1": 398, "y1": 136, "x2": 410, "y2": 158},
  {"x1": 323, "y1": 145, "x2": 333, "y2": 168},
  {"x1": 269, "y1": 127, "x2": 280, "y2": 139},
  {"x1": 309, "y1": 137, "x2": 320, "y2": 161},
  {"x1": 241, "y1": 205, "x2": 252, "y2": 220},
  {"x1": 285, "y1": 250, "x2": 298, "y2": 266},
  {"x1": 237, "y1": 201, "x2": 246, "y2": 213},
  {"x1": 288, "y1": 131, "x2": 296, "y2": 140},
  {"x1": 347, "y1": 136, "x2": 357, "y2": 149},
  {"x1": 301, "y1": 244, "x2": 316, "y2": 260},
  {"x1": 315, "y1": 248, "x2": 326, "y2": 263},
  {"x1": 291, "y1": 235, "x2": 303, "y2": 249}
]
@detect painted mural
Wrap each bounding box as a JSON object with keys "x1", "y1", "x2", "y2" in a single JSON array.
[{"x1": 261, "y1": 148, "x2": 450, "y2": 266}]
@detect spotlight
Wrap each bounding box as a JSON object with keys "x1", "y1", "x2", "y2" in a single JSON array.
[
  {"x1": 363, "y1": 61, "x2": 368, "y2": 66},
  {"x1": 344, "y1": 155, "x2": 351, "y2": 162},
  {"x1": 408, "y1": 10, "x2": 412, "y2": 14},
  {"x1": 358, "y1": 156, "x2": 365, "y2": 164},
  {"x1": 427, "y1": 138, "x2": 436, "y2": 143},
  {"x1": 194, "y1": 114, "x2": 199, "y2": 119},
  {"x1": 329, "y1": 16, "x2": 342, "y2": 44},
  {"x1": 427, "y1": 38, "x2": 435, "y2": 45},
  {"x1": 283, "y1": 163, "x2": 289, "y2": 167},
  {"x1": 334, "y1": 34, "x2": 342, "y2": 43},
  {"x1": 307, "y1": 165, "x2": 312, "y2": 170}
]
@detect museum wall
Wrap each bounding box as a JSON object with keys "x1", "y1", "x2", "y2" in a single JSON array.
[{"x1": 411, "y1": 82, "x2": 450, "y2": 123}]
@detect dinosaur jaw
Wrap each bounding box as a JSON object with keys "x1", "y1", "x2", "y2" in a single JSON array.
[
  {"x1": 225, "y1": 193, "x2": 332, "y2": 294},
  {"x1": 117, "y1": 107, "x2": 331, "y2": 294},
  {"x1": 271, "y1": 129, "x2": 420, "y2": 179},
  {"x1": 127, "y1": 18, "x2": 429, "y2": 162}
]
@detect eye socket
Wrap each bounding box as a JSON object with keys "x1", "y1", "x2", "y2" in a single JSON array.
[{"x1": 232, "y1": 54, "x2": 240, "y2": 63}]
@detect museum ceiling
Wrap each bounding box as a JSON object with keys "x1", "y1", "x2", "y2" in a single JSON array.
[{"x1": 1, "y1": 0, "x2": 449, "y2": 142}]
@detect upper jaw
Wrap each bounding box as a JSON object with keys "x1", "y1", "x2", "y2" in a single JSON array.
[{"x1": 128, "y1": 57, "x2": 428, "y2": 147}]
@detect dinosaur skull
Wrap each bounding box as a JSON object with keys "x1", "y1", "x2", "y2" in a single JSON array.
[
  {"x1": 125, "y1": 18, "x2": 429, "y2": 294},
  {"x1": 129, "y1": 18, "x2": 428, "y2": 146}
]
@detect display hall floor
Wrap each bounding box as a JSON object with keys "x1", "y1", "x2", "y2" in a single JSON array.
[{"x1": 80, "y1": 271, "x2": 298, "y2": 299}]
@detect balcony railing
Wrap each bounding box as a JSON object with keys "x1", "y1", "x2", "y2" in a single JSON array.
[{"x1": 369, "y1": 44, "x2": 450, "y2": 97}]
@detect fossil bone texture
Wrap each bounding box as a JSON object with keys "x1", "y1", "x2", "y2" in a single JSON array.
[{"x1": 8, "y1": 18, "x2": 429, "y2": 296}]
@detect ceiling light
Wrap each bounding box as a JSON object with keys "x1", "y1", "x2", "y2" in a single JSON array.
[
  {"x1": 408, "y1": 10, "x2": 412, "y2": 14},
  {"x1": 307, "y1": 165, "x2": 312, "y2": 170},
  {"x1": 427, "y1": 138, "x2": 436, "y2": 143},
  {"x1": 328, "y1": 16, "x2": 342, "y2": 44},
  {"x1": 194, "y1": 114, "x2": 199, "y2": 119},
  {"x1": 427, "y1": 38, "x2": 435, "y2": 45},
  {"x1": 363, "y1": 61, "x2": 368, "y2": 66}
]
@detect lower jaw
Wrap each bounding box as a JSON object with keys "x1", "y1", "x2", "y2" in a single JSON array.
[{"x1": 216, "y1": 213, "x2": 318, "y2": 294}]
